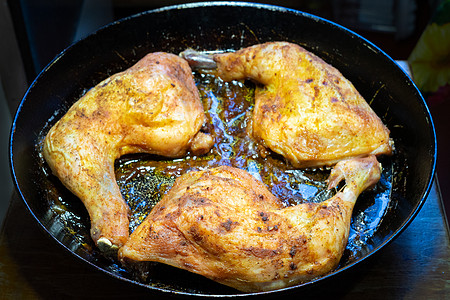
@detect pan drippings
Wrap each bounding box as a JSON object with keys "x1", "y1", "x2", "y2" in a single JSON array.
[
  {"x1": 115, "y1": 73, "x2": 331, "y2": 229},
  {"x1": 114, "y1": 72, "x2": 394, "y2": 262}
]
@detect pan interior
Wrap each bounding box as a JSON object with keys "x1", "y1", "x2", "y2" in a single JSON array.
[{"x1": 32, "y1": 64, "x2": 404, "y2": 295}]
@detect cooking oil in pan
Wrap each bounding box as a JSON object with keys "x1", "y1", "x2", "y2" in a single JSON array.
[{"x1": 114, "y1": 72, "x2": 395, "y2": 261}]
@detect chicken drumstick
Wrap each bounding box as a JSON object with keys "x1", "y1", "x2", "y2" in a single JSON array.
[
  {"x1": 43, "y1": 52, "x2": 213, "y2": 253},
  {"x1": 119, "y1": 156, "x2": 381, "y2": 292},
  {"x1": 181, "y1": 42, "x2": 392, "y2": 168}
]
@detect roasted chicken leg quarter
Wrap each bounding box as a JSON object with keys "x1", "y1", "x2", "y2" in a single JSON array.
[
  {"x1": 119, "y1": 156, "x2": 381, "y2": 292},
  {"x1": 43, "y1": 52, "x2": 213, "y2": 253},
  {"x1": 181, "y1": 42, "x2": 392, "y2": 168}
]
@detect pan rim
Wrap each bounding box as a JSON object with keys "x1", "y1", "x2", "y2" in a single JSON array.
[{"x1": 9, "y1": 1, "x2": 437, "y2": 297}]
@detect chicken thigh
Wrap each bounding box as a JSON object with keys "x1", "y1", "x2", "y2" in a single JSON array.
[
  {"x1": 181, "y1": 42, "x2": 392, "y2": 168},
  {"x1": 119, "y1": 156, "x2": 381, "y2": 292},
  {"x1": 43, "y1": 52, "x2": 213, "y2": 253}
]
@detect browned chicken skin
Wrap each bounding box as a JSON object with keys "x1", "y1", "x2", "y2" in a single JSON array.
[
  {"x1": 119, "y1": 156, "x2": 381, "y2": 292},
  {"x1": 43, "y1": 52, "x2": 213, "y2": 253},
  {"x1": 181, "y1": 42, "x2": 392, "y2": 168}
]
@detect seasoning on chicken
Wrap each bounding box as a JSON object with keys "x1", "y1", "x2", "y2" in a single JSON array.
[
  {"x1": 181, "y1": 42, "x2": 392, "y2": 168},
  {"x1": 119, "y1": 156, "x2": 381, "y2": 292},
  {"x1": 43, "y1": 52, "x2": 213, "y2": 254}
]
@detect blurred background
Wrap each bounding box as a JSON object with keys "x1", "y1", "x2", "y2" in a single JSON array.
[{"x1": 0, "y1": 0, "x2": 447, "y2": 225}]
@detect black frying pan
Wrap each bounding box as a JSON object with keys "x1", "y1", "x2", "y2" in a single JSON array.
[{"x1": 9, "y1": 2, "x2": 436, "y2": 298}]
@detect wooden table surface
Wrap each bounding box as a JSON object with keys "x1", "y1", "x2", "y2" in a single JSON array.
[{"x1": 0, "y1": 176, "x2": 448, "y2": 299}]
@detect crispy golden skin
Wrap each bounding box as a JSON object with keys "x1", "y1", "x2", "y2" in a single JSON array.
[
  {"x1": 182, "y1": 42, "x2": 392, "y2": 168},
  {"x1": 43, "y1": 52, "x2": 213, "y2": 253},
  {"x1": 119, "y1": 156, "x2": 381, "y2": 292}
]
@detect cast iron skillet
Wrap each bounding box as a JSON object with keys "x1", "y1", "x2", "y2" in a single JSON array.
[{"x1": 10, "y1": 2, "x2": 436, "y2": 298}]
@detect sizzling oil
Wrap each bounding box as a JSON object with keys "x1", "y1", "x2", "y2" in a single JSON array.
[
  {"x1": 114, "y1": 71, "x2": 394, "y2": 264},
  {"x1": 115, "y1": 72, "x2": 335, "y2": 232}
]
